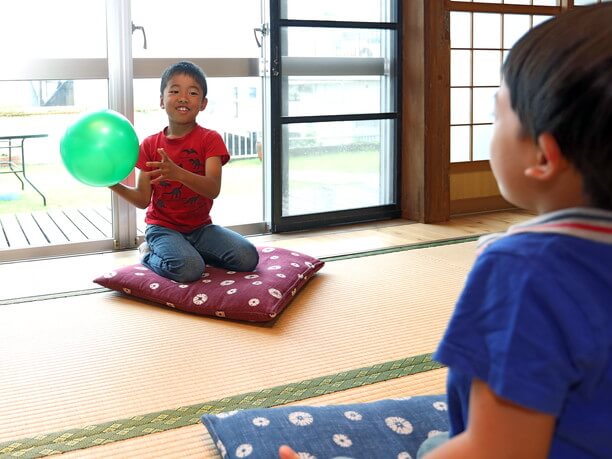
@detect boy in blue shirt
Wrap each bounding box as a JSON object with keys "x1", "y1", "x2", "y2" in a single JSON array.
[
  {"x1": 281, "y1": 3, "x2": 612, "y2": 458},
  {"x1": 421, "y1": 3, "x2": 612, "y2": 458}
]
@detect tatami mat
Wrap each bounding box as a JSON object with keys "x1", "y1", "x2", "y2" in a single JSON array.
[
  {"x1": 59, "y1": 369, "x2": 448, "y2": 459},
  {"x1": 0, "y1": 242, "x2": 476, "y2": 456}
]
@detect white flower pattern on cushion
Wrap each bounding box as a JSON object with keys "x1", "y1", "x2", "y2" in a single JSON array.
[
  {"x1": 332, "y1": 433, "x2": 352, "y2": 447},
  {"x1": 193, "y1": 293, "x2": 208, "y2": 305},
  {"x1": 235, "y1": 443, "x2": 253, "y2": 458},
  {"x1": 216, "y1": 410, "x2": 239, "y2": 418},
  {"x1": 220, "y1": 280, "x2": 235, "y2": 286},
  {"x1": 216, "y1": 440, "x2": 226, "y2": 457},
  {"x1": 248, "y1": 298, "x2": 260, "y2": 307},
  {"x1": 386, "y1": 416, "x2": 413, "y2": 435},
  {"x1": 288, "y1": 411, "x2": 314, "y2": 426},
  {"x1": 268, "y1": 288, "x2": 282, "y2": 299},
  {"x1": 433, "y1": 401, "x2": 447, "y2": 411},
  {"x1": 252, "y1": 417, "x2": 270, "y2": 427},
  {"x1": 149, "y1": 283, "x2": 159, "y2": 290},
  {"x1": 344, "y1": 411, "x2": 363, "y2": 421}
]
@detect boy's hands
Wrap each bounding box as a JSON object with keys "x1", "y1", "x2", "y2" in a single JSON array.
[
  {"x1": 278, "y1": 445, "x2": 300, "y2": 459},
  {"x1": 146, "y1": 148, "x2": 185, "y2": 184}
]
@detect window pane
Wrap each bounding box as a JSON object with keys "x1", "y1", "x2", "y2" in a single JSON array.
[
  {"x1": 472, "y1": 87, "x2": 497, "y2": 124},
  {"x1": 283, "y1": 77, "x2": 384, "y2": 117},
  {"x1": 451, "y1": 12, "x2": 472, "y2": 48},
  {"x1": 282, "y1": 120, "x2": 395, "y2": 216},
  {"x1": 0, "y1": 80, "x2": 110, "y2": 215},
  {"x1": 131, "y1": 0, "x2": 260, "y2": 58},
  {"x1": 451, "y1": 126, "x2": 471, "y2": 163},
  {"x1": 285, "y1": 28, "x2": 388, "y2": 58},
  {"x1": 473, "y1": 51, "x2": 502, "y2": 86},
  {"x1": 282, "y1": 0, "x2": 392, "y2": 21},
  {"x1": 473, "y1": 13, "x2": 501, "y2": 49},
  {"x1": 282, "y1": 27, "x2": 393, "y2": 117},
  {"x1": 533, "y1": 15, "x2": 553, "y2": 27},
  {"x1": 473, "y1": 124, "x2": 494, "y2": 161},
  {"x1": 451, "y1": 88, "x2": 471, "y2": 125},
  {"x1": 503, "y1": 14, "x2": 531, "y2": 49},
  {"x1": 0, "y1": 0, "x2": 106, "y2": 59},
  {"x1": 451, "y1": 50, "x2": 472, "y2": 86}
]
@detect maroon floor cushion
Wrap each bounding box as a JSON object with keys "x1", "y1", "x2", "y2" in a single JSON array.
[{"x1": 94, "y1": 246, "x2": 324, "y2": 322}]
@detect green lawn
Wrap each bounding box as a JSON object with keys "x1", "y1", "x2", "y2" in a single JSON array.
[{"x1": 0, "y1": 149, "x2": 378, "y2": 215}]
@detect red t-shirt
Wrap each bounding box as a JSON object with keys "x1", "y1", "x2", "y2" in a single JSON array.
[{"x1": 136, "y1": 124, "x2": 230, "y2": 233}]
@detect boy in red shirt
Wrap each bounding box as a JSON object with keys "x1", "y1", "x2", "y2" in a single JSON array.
[{"x1": 110, "y1": 61, "x2": 258, "y2": 282}]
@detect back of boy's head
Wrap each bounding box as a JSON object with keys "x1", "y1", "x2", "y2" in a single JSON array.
[
  {"x1": 160, "y1": 61, "x2": 208, "y2": 98},
  {"x1": 502, "y1": 3, "x2": 612, "y2": 210}
]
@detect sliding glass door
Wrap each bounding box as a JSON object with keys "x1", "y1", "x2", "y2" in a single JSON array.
[
  {"x1": 0, "y1": 0, "x2": 266, "y2": 262},
  {"x1": 267, "y1": 0, "x2": 400, "y2": 232},
  {"x1": 0, "y1": 0, "x2": 113, "y2": 261}
]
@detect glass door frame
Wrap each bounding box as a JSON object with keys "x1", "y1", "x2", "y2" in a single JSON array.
[{"x1": 267, "y1": 0, "x2": 402, "y2": 233}]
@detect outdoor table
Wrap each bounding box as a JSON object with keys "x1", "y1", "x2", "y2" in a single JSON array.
[{"x1": 0, "y1": 133, "x2": 48, "y2": 206}]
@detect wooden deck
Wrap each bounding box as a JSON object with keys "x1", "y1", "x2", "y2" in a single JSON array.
[{"x1": 0, "y1": 208, "x2": 145, "y2": 249}]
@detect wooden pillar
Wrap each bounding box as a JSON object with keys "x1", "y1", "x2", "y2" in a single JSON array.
[{"x1": 401, "y1": 0, "x2": 450, "y2": 223}]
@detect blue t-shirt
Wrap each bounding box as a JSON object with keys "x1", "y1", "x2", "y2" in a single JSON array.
[{"x1": 435, "y1": 209, "x2": 612, "y2": 458}]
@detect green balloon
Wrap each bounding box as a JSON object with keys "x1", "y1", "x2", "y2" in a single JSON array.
[{"x1": 60, "y1": 109, "x2": 139, "y2": 187}]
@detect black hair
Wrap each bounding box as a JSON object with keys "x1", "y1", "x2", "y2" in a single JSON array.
[
  {"x1": 160, "y1": 61, "x2": 208, "y2": 98},
  {"x1": 502, "y1": 3, "x2": 612, "y2": 210}
]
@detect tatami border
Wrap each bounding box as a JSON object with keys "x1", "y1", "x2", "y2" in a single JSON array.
[
  {"x1": 0, "y1": 235, "x2": 480, "y2": 306},
  {"x1": 0, "y1": 353, "x2": 443, "y2": 458}
]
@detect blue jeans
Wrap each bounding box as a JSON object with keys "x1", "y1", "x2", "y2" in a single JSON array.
[
  {"x1": 142, "y1": 224, "x2": 259, "y2": 282},
  {"x1": 417, "y1": 432, "x2": 449, "y2": 458}
]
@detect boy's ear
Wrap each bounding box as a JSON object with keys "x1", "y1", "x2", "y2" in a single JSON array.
[
  {"x1": 160, "y1": 95, "x2": 164, "y2": 109},
  {"x1": 200, "y1": 97, "x2": 208, "y2": 112},
  {"x1": 524, "y1": 133, "x2": 567, "y2": 180}
]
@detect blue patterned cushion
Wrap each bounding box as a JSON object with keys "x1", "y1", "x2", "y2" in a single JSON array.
[{"x1": 201, "y1": 395, "x2": 449, "y2": 459}]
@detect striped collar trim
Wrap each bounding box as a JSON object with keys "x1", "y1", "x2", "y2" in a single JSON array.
[{"x1": 478, "y1": 207, "x2": 612, "y2": 252}]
